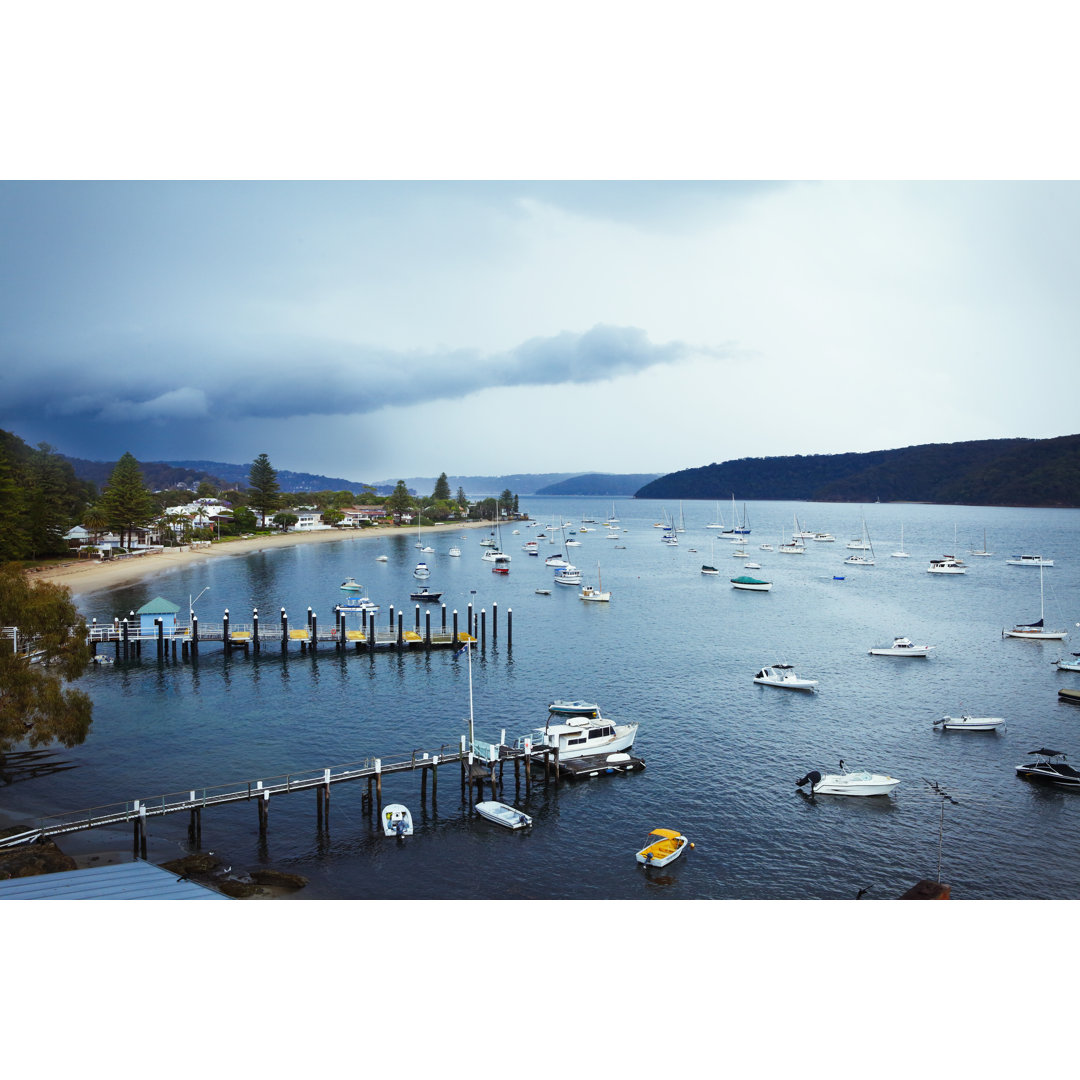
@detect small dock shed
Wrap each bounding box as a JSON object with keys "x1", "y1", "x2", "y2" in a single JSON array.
[{"x1": 137, "y1": 597, "x2": 182, "y2": 639}]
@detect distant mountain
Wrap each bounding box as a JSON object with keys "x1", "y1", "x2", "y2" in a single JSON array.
[
  {"x1": 63, "y1": 456, "x2": 391, "y2": 495},
  {"x1": 373, "y1": 473, "x2": 581, "y2": 497},
  {"x1": 634, "y1": 435, "x2": 1080, "y2": 509},
  {"x1": 536, "y1": 472, "x2": 662, "y2": 496}
]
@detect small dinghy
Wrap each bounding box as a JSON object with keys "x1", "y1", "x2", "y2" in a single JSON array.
[
  {"x1": 381, "y1": 804, "x2": 414, "y2": 837},
  {"x1": 636, "y1": 828, "x2": 693, "y2": 867},
  {"x1": 475, "y1": 801, "x2": 532, "y2": 829},
  {"x1": 935, "y1": 714, "x2": 1005, "y2": 731}
]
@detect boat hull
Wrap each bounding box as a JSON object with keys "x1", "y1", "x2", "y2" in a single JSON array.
[
  {"x1": 813, "y1": 773, "x2": 900, "y2": 796},
  {"x1": 937, "y1": 716, "x2": 1005, "y2": 731}
]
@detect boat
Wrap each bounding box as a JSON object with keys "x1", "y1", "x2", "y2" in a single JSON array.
[
  {"x1": 381, "y1": 804, "x2": 414, "y2": 836},
  {"x1": 934, "y1": 714, "x2": 1006, "y2": 731},
  {"x1": 796, "y1": 762, "x2": 900, "y2": 797},
  {"x1": 1054, "y1": 656, "x2": 1080, "y2": 672},
  {"x1": 413, "y1": 562, "x2": 431, "y2": 578},
  {"x1": 743, "y1": 561, "x2": 762, "y2": 570},
  {"x1": 844, "y1": 553, "x2": 875, "y2": 566},
  {"x1": 491, "y1": 565, "x2": 509, "y2": 574},
  {"x1": 448, "y1": 546, "x2": 461, "y2": 557},
  {"x1": 759, "y1": 543, "x2": 773, "y2": 551},
  {"x1": 1060, "y1": 689, "x2": 1080, "y2": 706},
  {"x1": 523, "y1": 540, "x2": 539, "y2": 555},
  {"x1": 1015, "y1": 748, "x2": 1080, "y2": 788},
  {"x1": 1006, "y1": 554, "x2": 1053, "y2": 566},
  {"x1": 927, "y1": 557, "x2": 966, "y2": 575},
  {"x1": 869, "y1": 636, "x2": 932, "y2": 656},
  {"x1": 812, "y1": 532, "x2": 836, "y2": 543},
  {"x1": 580, "y1": 564, "x2": 611, "y2": 602},
  {"x1": 481, "y1": 520, "x2": 511, "y2": 563},
  {"x1": 375, "y1": 555, "x2": 388, "y2": 562},
  {"x1": 792, "y1": 515, "x2": 816, "y2": 540},
  {"x1": 475, "y1": 801, "x2": 532, "y2": 829},
  {"x1": 845, "y1": 521, "x2": 875, "y2": 564},
  {"x1": 969, "y1": 528, "x2": 993, "y2": 557},
  {"x1": 535, "y1": 588, "x2": 551, "y2": 595},
  {"x1": 554, "y1": 565, "x2": 582, "y2": 586},
  {"x1": 409, "y1": 587, "x2": 443, "y2": 602},
  {"x1": 731, "y1": 575, "x2": 772, "y2": 592},
  {"x1": 636, "y1": 828, "x2": 692, "y2": 867},
  {"x1": 1003, "y1": 561, "x2": 1067, "y2": 640},
  {"x1": 339, "y1": 577, "x2": 363, "y2": 591},
  {"x1": 342, "y1": 595, "x2": 379, "y2": 613},
  {"x1": 545, "y1": 553, "x2": 569, "y2": 567},
  {"x1": 891, "y1": 524, "x2": 910, "y2": 559},
  {"x1": 706, "y1": 502, "x2": 726, "y2": 530},
  {"x1": 753, "y1": 664, "x2": 818, "y2": 691},
  {"x1": 732, "y1": 497, "x2": 750, "y2": 535},
  {"x1": 516, "y1": 701, "x2": 638, "y2": 759},
  {"x1": 778, "y1": 526, "x2": 804, "y2": 554}
]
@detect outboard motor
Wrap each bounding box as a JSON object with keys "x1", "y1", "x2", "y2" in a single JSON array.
[{"x1": 796, "y1": 770, "x2": 822, "y2": 789}]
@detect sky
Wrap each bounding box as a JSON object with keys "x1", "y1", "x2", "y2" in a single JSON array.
[{"x1": 3, "y1": 7, "x2": 1078, "y2": 488}]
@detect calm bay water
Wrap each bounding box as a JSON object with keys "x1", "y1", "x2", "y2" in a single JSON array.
[{"x1": 7, "y1": 498, "x2": 1080, "y2": 899}]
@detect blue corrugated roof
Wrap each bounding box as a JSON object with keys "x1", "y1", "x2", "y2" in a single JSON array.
[
  {"x1": 136, "y1": 597, "x2": 181, "y2": 615},
  {"x1": 0, "y1": 859, "x2": 229, "y2": 900}
]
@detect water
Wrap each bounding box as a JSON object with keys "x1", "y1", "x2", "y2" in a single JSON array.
[{"x1": 7, "y1": 499, "x2": 1080, "y2": 899}]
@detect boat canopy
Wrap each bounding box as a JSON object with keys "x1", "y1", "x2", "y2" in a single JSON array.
[{"x1": 648, "y1": 828, "x2": 682, "y2": 840}]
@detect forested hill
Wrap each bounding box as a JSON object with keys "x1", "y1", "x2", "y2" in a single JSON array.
[
  {"x1": 536, "y1": 472, "x2": 661, "y2": 496},
  {"x1": 634, "y1": 435, "x2": 1080, "y2": 508}
]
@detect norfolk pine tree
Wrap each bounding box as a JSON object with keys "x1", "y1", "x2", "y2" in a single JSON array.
[{"x1": 247, "y1": 453, "x2": 281, "y2": 527}]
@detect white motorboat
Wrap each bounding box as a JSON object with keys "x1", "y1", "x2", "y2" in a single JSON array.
[
  {"x1": 545, "y1": 554, "x2": 569, "y2": 567},
  {"x1": 516, "y1": 701, "x2": 638, "y2": 759},
  {"x1": 731, "y1": 575, "x2": 772, "y2": 591},
  {"x1": 797, "y1": 762, "x2": 900, "y2": 797},
  {"x1": 554, "y1": 565, "x2": 582, "y2": 585},
  {"x1": 934, "y1": 714, "x2": 1006, "y2": 731},
  {"x1": 778, "y1": 539, "x2": 805, "y2": 554},
  {"x1": 928, "y1": 557, "x2": 966, "y2": 575},
  {"x1": 1006, "y1": 554, "x2": 1053, "y2": 566},
  {"x1": 869, "y1": 636, "x2": 932, "y2": 657},
  {"x1": 1003, "y1": 561, "x2": 1067, "y2": 640},
  {"x1": 1054, "y1": 655, "x2": 1080, "y2": 672},
  {"x1": 375, "y1": 555, "x2": 388, "y2": 562},
  {"x1": 482, "y1": 549, "x2": 511, "y2": 564},
  {"x1": 340, "y1": 577, "x2": 362, "y2": 591},
  {"x1": 381, "y1": 804, "x2": 414, "y2": 837},
  {"x1": 341, "y1": 596, "x2": 379, "y2": 613},
  {"x1": 812, "y1": 533, "x2": 836, "y2": 543},
  {"x1": 753, "y1": 664, "x2": 818, "y2": 691},
  {"x1": 448, "y1": 547, "x2": 461, "y2": 557},
  {"x1": 522, "y1": 540, "x2": 539, "y2": 555},
  {"x1": 475, "y1": 801, "x2": 532, "y2": 829},
  {"x1": 743, "y1": 561, "x2": 762, "y2": 570},
  {"x1": 413, "y1": 562, "x2": 431, "y2": 578},
  {"x1": 844, "y1": 553, "x2": 875, "y2": 566}
]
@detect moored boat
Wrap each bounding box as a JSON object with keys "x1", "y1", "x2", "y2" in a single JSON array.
[
  {"x1": 636, "y1": 828, "x2": 693, "y2": 867},
  {"x1": 515, "y1": 701, "x2": 638, "y2": 759},
  {"x1": 869, "y1": 636, "x2": 932, "y2": 656},
  {"x1": 753, "y1": 663, "x2": 817, "y2": 691},
  {"x1": 475, "y1": 801, "x2": 532, "y2": 829},
  {"x1": 339, "y1": 577, "x2": 362, "y2": 591},
  {"x1": 409, "y1": 587, "x2": 443, "y2": 601},
  {"x1": 1003, "y1": 561, "x2": 1067, "y2": 640},
  {"x1": 797, "y1": 762, "x2": 900, "y2": 796},
  {"x1": 927, "y1": 557, "x2": 966, "y2": 574},
  {"x1": 1015, "y1": 748, "x2": 1080, "y2": 788},
  {"x1": 731, "y1": 575, "x2": 772, "y2": 591},
  {"x1": 934, "y1": 714, "x2": 1006, "y2": 731},
  {"x1": 1006, "y1": 554, "x2": 1053, "y2": 566},
  {"x1": 413, "y1": 562, "x2": 431, "y2": 578},
  {"x1": 381, "y1": 804, "x2": 414, "y2": 836}
]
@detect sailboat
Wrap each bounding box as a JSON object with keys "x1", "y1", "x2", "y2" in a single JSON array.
[
  {"x1": 580, "y1": 563, "x2": 611, "y2": 602},
  {"x1": 970, "y1": 528, "x2": 994, "y2": 557},
  {"x1": 701, "y1": 539, "x2": 719, "y2": 575},
  {"x1": 891, "y1": 524, "x2": 910, "y2": 559},
  {"x1": 844, "y1": 521, "x2": 875, "y2": 566},
  {"x1": 706, "y1": 502, "x2": 726, "y2": 530},
  {"x1": 1003, "y1": 561, "x2": 1068, "y2": 640},
  {"x1": 677, "y1": 502, "x2": 686, "y2": 533},
  {"x1": 415, "y1": 512, "x2": 434, "y2": 553},
  {"x1": 481, "y1": 519, "x2": 510, "y2": 564}
]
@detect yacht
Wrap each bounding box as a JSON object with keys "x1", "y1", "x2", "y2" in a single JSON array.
[
  {"x1": 927, "y1": 557, "x2": 966, "y2": 574},
  {"x1": 515, "y1": 701, "x2": 638, "y2": 760},
  {"x1": 554, "y1": 565, "x2": 582, "y2": 586},
  {"x1": 1006, "y1": 554, "x2": 1053, "y2": 567},
  {"x1": 869, "y1": 636, "x2": 932, "y2": 657}
]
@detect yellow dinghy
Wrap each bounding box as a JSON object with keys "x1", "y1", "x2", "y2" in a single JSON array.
[{"x1": 636, "y1": 828, "x2": 693, "y2": 868}]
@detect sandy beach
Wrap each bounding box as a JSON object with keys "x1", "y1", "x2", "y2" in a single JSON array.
[{"x1": 30, "y1": 521, "x2": 488, "y2": 600}]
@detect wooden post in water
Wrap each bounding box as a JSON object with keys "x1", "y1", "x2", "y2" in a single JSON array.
[
  {"x1": 139, "y1": 804, "x2": 147, "y2": 859},
  {"x1": 257, "y1": 789, "x2": 269, "y2": 835},
  {"x1": 322, "y1": 769, "x2": 331, "y2": 828},
  {"x1": 507, "y1": 608, "x2": 512, "y2": 649},
  {"x1": 223, "y1": 609, "x2": 230, "y2": 654},
  {"x1": 191, "y1": 613, "x2": 199, "y2": 656},
  {"x1": 452, "y1": 609, "x2": 459, "y2": 645},
  {"x1": 481, "y1": 608, "x2": 486, "y2": 650},
  {"x1": 460, "y1": 736, "x2": 467, "y2": 796},
  {"x1": 397, "y1": 611, "x2": 404, "y2": 649},
  {"x1": 307, "y1": 606, "x2": 313, "y2": 630},
  {"x1": 374, "y1": 758, "x2": 382, "y2": 808},
  {"x1": 280, "y1": 608, "x2": 288, "y2": 652},
  {"x1": 253, "y1": 608, "x2": 260, "y2": 653},
  {"x1": 441, "y1": 603, "x2": 446, "y2": 630},
  {"x1": 156, "y1": 617, "x2": 163, "y2": 658},
  {"x1": 311, "y1": 611, "x2": 318, "y2": 651},
  {"x1": 122, "y1": 617, "x2": 129, "y2": 659},
  {"x1": 415, "y1": 604, "x2": 421, "y2": 634},
  {"x1": 467, "y1": 602, "x2": 473, "y2": 636},
  {"x1": 492, "y1": 602, "x2": 497, "y2": 643},
  {"x1": 388, "y1": 604, "x2": 394, "y2": 633},
  {"x1": 431, "y1": 754, "x2": 438, "y2": 803}
]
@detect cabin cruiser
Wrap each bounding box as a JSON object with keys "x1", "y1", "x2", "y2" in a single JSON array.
[
  {"x1": 1015, "y1": 748, "x2": 1080, "y2": 788},
  {"x1": 869, "y1": 636, "x2": 932, "y2": 657},
  {"x1": 1006, "y1": 554, "x2": 1053, "y2": 567},
  {"x1": 928, "y1": 557, "x2": 966, "y2": 574},
  {"x1": 554, "y1": 565, "x2": 582, "y2": 585},
  {"x1": 413, "y1": 562, "x2": 431, "y2": 578},
  {"x1": 797, "y1": 762, "x2": 900, "y2": 796},
  {"x1": 753, "y1": 664, "x2": 818, "y2": 691},
  {"x1": 515, "y1": 701, "x2": 638, "y2": 760}
]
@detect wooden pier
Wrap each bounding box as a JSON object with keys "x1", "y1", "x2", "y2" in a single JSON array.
[
  {"x1": 86, "y1": 600, "x2": 510, "y2": 661},
  {"x1": 0, "y1": 730, "x2": 642, "y2": 855}
]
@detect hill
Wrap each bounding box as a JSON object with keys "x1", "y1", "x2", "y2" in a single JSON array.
[
  {"x1": 372, "y1": 473, "x2": 581, "y2": 496},
  {"x1": 635, "y1": 435, "x2": 1080, "y2": 508},
  {"x1": 536, "y1": 472, "x2": 662, "y2": 496}
]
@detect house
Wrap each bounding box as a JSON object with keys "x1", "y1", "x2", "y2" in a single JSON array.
[
  {"x1": 136, "y1": 597, "x2": 182, "y2": 638},
  {"x1": 341, "y1": 505, "x2": 389, "y2": 527}
]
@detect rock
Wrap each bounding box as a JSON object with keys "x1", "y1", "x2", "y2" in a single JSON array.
[
  {"x1": 160, "y1": 853, "x2": 223, "y2": 876},
  {"x1": 249, "y1": 869, "x2": 309, "y2": 890},
  {"x1": 0, "y1": 839, "x2": 78, "y2": 879},
  {"x1": 217, "y1": 879, "x2": 263, "y2": 899}
]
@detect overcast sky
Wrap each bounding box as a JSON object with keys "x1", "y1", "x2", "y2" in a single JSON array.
[{"x1": 3, "y1": 8, "x2": 1077, "y2": 486}]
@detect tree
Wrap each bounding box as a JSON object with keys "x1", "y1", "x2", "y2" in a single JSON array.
[
  {"x1": 0, "y1": 441, "x2": 29, "y2": 561},
  {"x1": 385, "y1": 480, "x2": 413, "y2": 519},
  {"x1": 0, "y1": 565, "x2": 92, "y2": 752},
  {"x1": 456, "y1": 485, "x2": 468, "y2": 509},
  {"x1": 247, "y1": 453, "x2": 281, "y2": 527},
  {"x1": 432, "y1": 472, "x2": 452, "y2": 501},
  {"x1": 232, "y1": 506, "x2": 257, "y2": 533},
  {"x1": 101, "y1": 452, "x2": 156, "y2": 549},
  {"x1": 271, "y1": 511, "x2": 298, "y2": 532},
  {"x1": 82, "y1": 504, "x2": 111, "y2": 546}
]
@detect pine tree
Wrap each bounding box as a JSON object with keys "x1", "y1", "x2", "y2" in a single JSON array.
[
  {"x1": 432, "y1": 472, "x2": 452, "y2": 501},
  {"x1": 101, "y1": 452, "x2": 156, "y2": 549},
  {"x1": 0, "y1": 441, "x2": 29, "y2": 561},
  {"x1": 385, "y1": 480, "x2": 413, "y2": 519},
  {"x1": 247, "y1": 452, "x2": 281, "y2": 527}
]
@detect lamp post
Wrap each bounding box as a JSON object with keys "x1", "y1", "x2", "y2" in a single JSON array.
[{"x1": 189, "y1": 586, "x2": 210, "y2": 626}]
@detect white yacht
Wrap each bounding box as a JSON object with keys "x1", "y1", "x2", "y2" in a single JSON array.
[
  {"x1": 753, "y1": 664, "x2": 818, "y2": 691},
  {"x1": 516, "y1": 702, "x2": 638, "y2": 760},
  {"x1": 869, "y1": 636, "x2": 932, "y2": 657},
  {"x1": 797, "y1": 763, "x2": 900, "y2": 797}
]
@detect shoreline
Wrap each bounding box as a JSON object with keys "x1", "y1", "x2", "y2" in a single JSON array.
[{"x1": 28, "y1": 520, "x2": 490, "y2": 600}]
